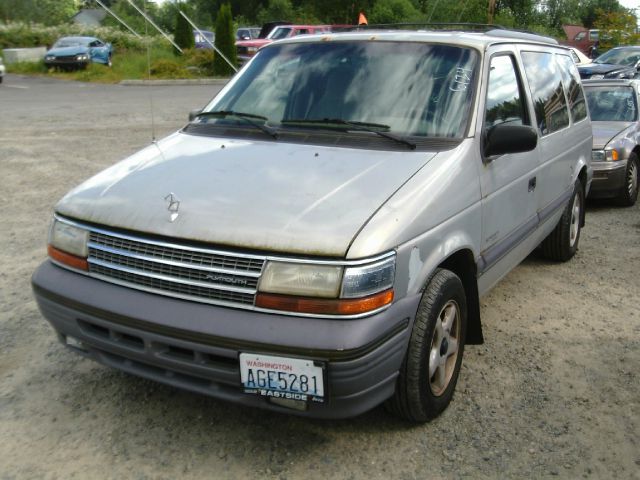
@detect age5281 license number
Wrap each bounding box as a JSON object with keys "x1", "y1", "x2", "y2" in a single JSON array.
[{"x1": 239, "y1": 353, "x2": 325, "y2": 403}]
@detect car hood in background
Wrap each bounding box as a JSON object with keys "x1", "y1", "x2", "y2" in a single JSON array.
[
  {"x1": 591, "y1": 121, "x2": 634, "y2": 149},
  {"x1": 578, "y1": 62, "x2": 636, "y2": 78},
  {"x1": 46, "y1": 46, "x2": 89, "y2": 57},
  {"x1": 55, "y1": 132, "x2": 436, "y2": 257}
]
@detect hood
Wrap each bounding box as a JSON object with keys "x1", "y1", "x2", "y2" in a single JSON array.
[
  {"x1": 47, "y1": 45, "x2": 89, "y2": 56},
  {"x1": 579, "y1": 62, "x2": 635, "y2": 77},
  {"x1": 56, "y1": 132, "x2": 436, "y2": 257},
  {"x1": 591, "y1": 122, "x2": 633, "y2": 149},
  {"x1": 236, "y1": 39, "x2": 271, "y2": 48}
]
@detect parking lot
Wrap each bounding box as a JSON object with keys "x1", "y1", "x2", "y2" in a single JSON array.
[{"x1": 1, "y1": 74, "x2": 638, "y2": 479}]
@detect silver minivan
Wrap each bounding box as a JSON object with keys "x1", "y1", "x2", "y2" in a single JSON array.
[{"x1": 32, "y1": 28, "x2": 592, "y2": 422}]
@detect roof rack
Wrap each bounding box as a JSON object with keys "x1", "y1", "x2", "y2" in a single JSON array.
[{"x1": 341, "y1": 23, "x2": 558, "y2": 45}]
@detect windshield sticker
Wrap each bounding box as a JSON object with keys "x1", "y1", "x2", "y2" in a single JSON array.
[{"x1": 450, "y1": 67, "x2": 473, "y2": 92}]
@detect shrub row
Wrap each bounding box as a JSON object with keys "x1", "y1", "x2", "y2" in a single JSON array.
[{"x1": 0, "y1": 22, "x2": 170, "y2": 52}]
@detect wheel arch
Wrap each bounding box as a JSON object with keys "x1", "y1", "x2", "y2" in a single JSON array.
[
  {"x1": 577, "y1": 165, "x2": 589, "y2": 226},
  {"x1": 436, "y1": 249, "x2": 483, "y2": 345}
]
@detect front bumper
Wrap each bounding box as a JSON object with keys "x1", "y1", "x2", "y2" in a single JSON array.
[
  {"x1": 32, "y1": 261, "x2": 417, "y2": 419},
  {"x1": 588, "y1": 160, "x2": 627, "y2": 198}
]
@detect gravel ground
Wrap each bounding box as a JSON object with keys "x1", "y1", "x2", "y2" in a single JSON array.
[{"x1": 1, "y1": 74, "x2": 639, "y2": 480}]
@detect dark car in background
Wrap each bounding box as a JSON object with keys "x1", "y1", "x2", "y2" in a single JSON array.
[
  {"x1": 236, "y1": 27, "x2": 260, "y2": 41},
  {"x1": 44, "y1": 36, "x2": 112, "y2": 70},
  {"x1": 583, "y1": 79, "x2": 640, "y2": 206},
  {"x1": 578, "y1": 46, "x2": 640, "y2": 80}
]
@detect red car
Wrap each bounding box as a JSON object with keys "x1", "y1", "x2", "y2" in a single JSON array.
[{"x1": 236, "y1": 25, "x2": 332, "y2": 63}]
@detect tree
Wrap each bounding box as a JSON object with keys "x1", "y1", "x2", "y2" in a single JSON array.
[
  {"x1": 174, "y1": 5, "x2": 195, "y2": 54},
  {"x1": 369, "y1": 0, "x2": 422, "y2": 24},
  {"x1": 214, "y1": 3, "x2": 237, "y2": 76},
  {"x1": 0, "y1": 0, "x2": 78, "y2": 25},
  {"x1": 594, "y1": 10, "x2": 640, "y2": 49}
]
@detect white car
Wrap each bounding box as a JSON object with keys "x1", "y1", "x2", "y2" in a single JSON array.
[
  {"x1": 0, "y1": 56, "x2": 5, "y2": 83},
  {"x1": 569, "y1": 47, "x2": 591, "y2": 66}
]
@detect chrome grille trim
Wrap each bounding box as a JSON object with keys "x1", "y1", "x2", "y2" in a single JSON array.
[
  {"x1": 87, "y1": 242, "x2": 262, "y2": 278},
  {"x1": 88, "y1": 258, "x2": 257, "y2": 294},
  {"x1": 77, "y1": 223, "x2": 267, "y2": 307}
]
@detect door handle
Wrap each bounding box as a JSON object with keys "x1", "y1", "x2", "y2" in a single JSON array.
[{"x1": 528, "y1": 176, "x2": 537, "y2": 192}]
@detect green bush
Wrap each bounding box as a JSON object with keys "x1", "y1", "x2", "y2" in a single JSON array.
[
  {"x1": 149, "y1": 58, "x2": 192, "y2": 79},
  {"x1": 184, "y1": 48, "x2": 215, "y2": 76},
  {"x1": 174, "y1": 7, "x2": 195, "y2": 55},
  {"x1": 0, "y1": 22, "x2": 167, "y2": 52},
  {"x1": 214, "y1": 3, "x2": 237, "y2": 77}
]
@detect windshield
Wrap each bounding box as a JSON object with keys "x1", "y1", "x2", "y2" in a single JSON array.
[
  {"x1": 53, "y1": 38, "x2": 89, "y2": 48},
  {"x1": 206, "y1": 41, "x2": 477, "y2": 138},
  {"x1": 594, "y1": 48, "x2": 640, "y2": 66},
  {"x1": 268, "y1": 27, "x2": 292, "y2": 40},
  {"x1": 585, "y1": 86, "x2": 638, "y2": 122}
]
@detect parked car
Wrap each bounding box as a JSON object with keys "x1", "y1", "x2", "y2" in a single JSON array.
[
  {"x1": 0, "y1": 56, "x2": 5, "y2": 84},
  {"x1": 236, "y1": 27, "x2": 261, "y2": 41},
  {"x1": 33, "y1": 28, "x2": 592, "y2": 422},
  {"x1": 578, "y1": 46, "x2": 640, "y2": 80},
  {"x1": 44, "y1": 36, "x2": 112, "y2": 70},
  {"x1": 569, "y1": 47, "x2": 591, "y2": 66},
  {"x1": 194, "y1": 30, "x2": 215, "y2": 49},
  {"x1": 236, "y1": 24, "x2": 331, "y2": 63},
  {"x1": 562, "y1": 25, "x2": 599, "y2": 55},
  {"x1": 583, "y1": 79, "x2": 639, "y2": 205}
]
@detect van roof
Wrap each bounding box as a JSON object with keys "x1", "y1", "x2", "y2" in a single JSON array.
[{"x1": 274, "y1": 28, "x2": 560, "y2": 51}]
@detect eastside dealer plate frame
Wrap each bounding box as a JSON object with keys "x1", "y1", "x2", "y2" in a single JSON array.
[{"x1": 239, "y1": 352, "x2": 326, "y2": 403}]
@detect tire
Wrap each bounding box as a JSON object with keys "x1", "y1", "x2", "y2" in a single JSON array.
[
  {"x1": 385, "y1": 268, "x2": 467, "y2": 422},
  {"x1": 541, "y1": 180, "x2": 584, "y2": 262},
  {"x1": 618, "y1": 153, "x2": 638, "y2": 207}
]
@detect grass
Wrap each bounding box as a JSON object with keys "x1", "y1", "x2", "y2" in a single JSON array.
[{"x1": 6, "y1": 46, "x2": 217, "y2": 83}]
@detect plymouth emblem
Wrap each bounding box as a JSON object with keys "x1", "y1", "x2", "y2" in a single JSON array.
[{"x1": 164, "y1": 192, "x2": 180, "y2": 222}]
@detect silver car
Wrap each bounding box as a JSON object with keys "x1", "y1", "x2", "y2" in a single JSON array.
[
  {"x1": 583, "y1": 79, "x2": 640, "y2": 206},
  {"x1": 32, "y1": 29, "x2": 592, "y2": 422}
]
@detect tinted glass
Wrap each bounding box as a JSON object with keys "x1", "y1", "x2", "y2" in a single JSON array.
[
  {"x1": 521, "y1": 51, "x2": 570, "y2": 135},
  {"x1": 485, "y1": 55, "x2": 526, "y2": 128},
  {"x1": 556, "y1": 54, "x2": 588, "y2": 123},
  {"x1": 585, "y1": 86, "x2": 638, "y2": 122},
  {"x1": 208, "y1": 42, "x2": 478, "y2": 138}
]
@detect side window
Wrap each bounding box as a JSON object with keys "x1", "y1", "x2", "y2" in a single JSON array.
[
  {"x1": 556, "y1": 54, "x2": 588, "y2": 123},
  {"x1": 574, "y1": 32, "x2": 585, "y2": 41},
  {"x1": 521, "y1": 51, "x2": 570, "y2": 136},
  {"x1": 485, "y1": 55, "x2": 527, "y2": 129}
]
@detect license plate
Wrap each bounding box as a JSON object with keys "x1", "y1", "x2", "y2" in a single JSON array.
[{"x1": 239, "y1": 353, "x2": 325, "y2": 403}]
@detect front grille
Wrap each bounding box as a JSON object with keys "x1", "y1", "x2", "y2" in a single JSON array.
[{"x1": 87, "y1": 230, "x2": 266, "y2": 307}]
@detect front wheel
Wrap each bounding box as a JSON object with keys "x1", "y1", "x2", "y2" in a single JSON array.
[
  {"x1": 385, "y1": 269, "x2": 467, "y2": 422},
  {"x1": 618, "y1": 153, "x2": 638, "y2": 206},
  {"x1": 541, "y1": 180, "x2": 584, "y2": 262}
]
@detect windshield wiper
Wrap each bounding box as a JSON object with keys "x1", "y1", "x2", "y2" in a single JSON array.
[
  {"x1": 281, "y1": 118, "x2": 417, "y2": 150},
  {"x1": 193, "y1": 110, "x2": 278, "y2": 139}
]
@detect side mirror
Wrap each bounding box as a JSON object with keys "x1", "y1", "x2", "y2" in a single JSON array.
[
  {"x1": 188, "y1": 109, "x2": 202, "y2": 122},
  {"x1": 484, "y1": 124, "x2": 538, "y2": 159}
]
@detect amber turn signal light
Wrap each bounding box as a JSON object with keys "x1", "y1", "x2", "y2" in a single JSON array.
[
  {"x1": 255, "y1": 289, "x2": 394, "y2": 315},
  {"x1": 48, "y1": 244, "x2": 89, "y2": 271}
]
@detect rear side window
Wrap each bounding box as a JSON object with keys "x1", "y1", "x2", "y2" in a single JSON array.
[
  {"x1": 555, "y1": 54, "x2": 588, "y2": 123},
  {"x1": 521, "y1": 51, "x2": 570, "y2": 135},
  {"x1": 485, "y1": 55, "x2": 528, "y2": 128}
]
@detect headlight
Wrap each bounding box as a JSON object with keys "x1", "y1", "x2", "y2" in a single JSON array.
[
  {"x1": 256, "y1": 254, "x2": 395, "y2": 316},
  {"x1": 247, "y1": 47, "x2": 258, "y2": 54},
  {"x1": 45, "y1": 55, "x2": 55, "y2": 61},
  {"x1": 591, "y1": 150, "x2": 605, "y2": 162},
  {"x1": 259, "y1": 262, "x2": 342, "y2": 298},
  {"x1": 48, "y1": 218, "x2": 89, "y2": 270},
  {"x1": 606, "y1": 149, "x2": 620, "y2": 161},
  {"x1": 76, "y1": 54, "x2": 88, "y2": 61}
]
